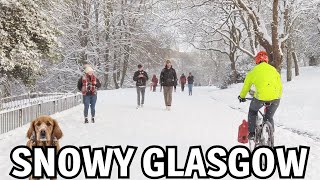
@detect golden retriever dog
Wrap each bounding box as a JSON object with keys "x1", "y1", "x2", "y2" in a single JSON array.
[{"x1": 26, "y1": 115, "x2": 63, "y2": 180}]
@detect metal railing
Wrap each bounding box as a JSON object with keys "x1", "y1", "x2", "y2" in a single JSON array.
[
  {"x1": 0, "y1": 93, "x2": 70, "y2": 112},
  {"x1": 0, "y1": 93, "x2": 83, "y2": 134}
]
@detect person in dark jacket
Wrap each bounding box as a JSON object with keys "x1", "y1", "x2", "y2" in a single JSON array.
[
  {"x1": 160, "y1": 60, "x2": 177, "y2": 111},
  {"x1": 133, "y1": 64, "x2": 149, "y2": 109},
  {"x1": 77, "y1": 66, "x2": 101, "y2": 123},
  {"x1": 187, "y1": 72, "x2": 194, "y2": 96},
  {"x1": 151, "y1": 75, "x2": 158, "y2": 92},
  {"x1": 179, "y1": 74, "x2": 187, "y2": 92}
]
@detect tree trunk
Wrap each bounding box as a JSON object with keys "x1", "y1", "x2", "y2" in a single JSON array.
[
  {"x1": 231, "y1": 60, "x2": 237, "y2": 84},
  {"x1": 113, "y1": 53, "x2": 120, "y2": 89},
  {"x1": 286, "y1": 42, "x2": 292, "y2": 82},
  {"x1": 104, "y1": 50, "x2": 110, "y2": 89},
  {"x1": 283, "y1": 1, "x2": 291, "y2": 81},
  {"x1": 292, "y1": 52, "x2": 299, "y2": 76},
  {"x1": 117, "y1": 57, "x2": 121, "y2": 83},
  {"x1": 79, "y1": 0, "x2": 90, "y2": 64},
  {"x1": 229, "y1": 14, "x2": 238, "y2": 84},
  {"x1": 103, "y1": 0, "x2": 113, "y2": 89},
  {"x1": 94, "y1": 1, "x2": 100, "y2": 64},
  {"x1": 120, "y1": 43, "x2": 130, "y2": 88},
  {"x1": 271, "y1": 0, "x2": 282, "y2": 72}
]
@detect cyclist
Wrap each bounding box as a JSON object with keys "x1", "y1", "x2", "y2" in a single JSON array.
[{"x1": 238, "y1": 51, "x2": 283, "y2": 140}]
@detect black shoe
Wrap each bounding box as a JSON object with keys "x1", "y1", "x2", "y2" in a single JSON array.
[
  {"x1": 248, "y1": 132, "x2": 255, "y2": 140},
  {"x1": 91, "y1": 117, "x2": 95, "y2": 123},
  {"x1": 84, "y1": 118, "x2": 89, "y2": 124}
]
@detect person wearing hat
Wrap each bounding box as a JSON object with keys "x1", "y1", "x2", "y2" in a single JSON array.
[
  {"x1": 160, "y1": 60, "x2": 177, "y2": 111},
  {"x1": 238, "y1": 51, "x2": 282, "y2": 140},
  {"x1": 133, "y1": 64, "x2": 149, "y2": 109},
  {"x1": 77, "y1": 66, "x2": 101, "y2": 123}
]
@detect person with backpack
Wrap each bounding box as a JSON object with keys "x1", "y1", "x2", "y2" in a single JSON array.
[
  {"x1": 151, "y1": 75, "x2": 158, "y2": 92},
  {"x1": 160, "y1": 60, "x2": 177, "y2": 111},
  {"x1": 179, "y1": 73, "x2": 187, "y2": 92},
  {"x1": 187, "y1": 72, "x2": 194, "y2": 96},
  {"x1": 238, "y1": 51, "x2": 282, "y2": 140},
  {"x1": 77, "y1": 66, "x2": 101, "y2": 123},
  {"x1": 133, "y1": 64, "x2": 149, "y2": 109}
]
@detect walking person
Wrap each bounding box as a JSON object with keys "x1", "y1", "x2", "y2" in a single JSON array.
[
  {"x1": 151, "y1": 75, "x2": 158, "y2": 92},
  {"x1": 187, "y1": 72, "x2": 194, "y2": 96},
  {"x1": 179, "y1": 73, "x2": 187, "y2": 92},
  {"x1": 160, "y1": 60, "x2": 177, "y2": 111},
  {"x1": 77, "y1": 66, "x2": 101, "y2": 123},
  {"x1": 133, "y1": 64, "x2": 149, "y2": 109}
]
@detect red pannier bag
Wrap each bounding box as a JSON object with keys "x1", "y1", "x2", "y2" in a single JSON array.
[{"x1": 238, "y1": 120, "x2": 249, "y2": 144}]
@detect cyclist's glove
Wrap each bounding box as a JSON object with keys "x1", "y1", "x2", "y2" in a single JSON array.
[{"x1": 238, "y1": 95, "x2": 246, "y2": 103}]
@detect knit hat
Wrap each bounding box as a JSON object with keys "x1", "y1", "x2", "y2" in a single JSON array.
[
  {"x1": 165, "y1": 60, "x2": 171, "y2": 64},
  {"x1": 85, "y1": 66, "x2": 94, "y2": 74}
]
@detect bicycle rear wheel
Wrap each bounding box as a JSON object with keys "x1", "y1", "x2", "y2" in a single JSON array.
[{"x1": 260, "y1": 121, "x2": 274, "y2": 148}]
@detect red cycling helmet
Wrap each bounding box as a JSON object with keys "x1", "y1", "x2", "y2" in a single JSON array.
[{"x1": 255, "y1": 51, "x2": 269, "y2": 64}]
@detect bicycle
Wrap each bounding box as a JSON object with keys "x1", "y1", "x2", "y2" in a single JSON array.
[{"x1": 245, "y1": 98, "x2": 274, "y2": 151}]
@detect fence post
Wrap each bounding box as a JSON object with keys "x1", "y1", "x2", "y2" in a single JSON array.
[
  {"x1": 53, "y1": 101, "x2": 56, "y2": 114},
  {"x1": 38, "y1": 104, "x2": 41, "y2": 116},
  {"x1": 0, "y1": 97, "x2": 2, "y2": 111},
  {"x1": 0, "y1": 113, "x2": 2, "y2": 134}
]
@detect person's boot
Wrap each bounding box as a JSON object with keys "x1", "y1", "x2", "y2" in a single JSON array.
[
  {"x1": 140, "y1": 104, "x2": 144, "y2": 108},
  {"x1": 84, "y1": 117, "x2": 89, "y2": 124},
  {"x1": 167, "y1": 106, "x2": 171, "y2": 111},
  {"x1": 91, "y1": 117, "x2": 95, "y2": 123}
]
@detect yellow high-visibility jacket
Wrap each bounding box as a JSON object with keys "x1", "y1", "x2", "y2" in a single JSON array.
[{"x1": 240, "y1": 62, "x2": 282, "y2": 101}]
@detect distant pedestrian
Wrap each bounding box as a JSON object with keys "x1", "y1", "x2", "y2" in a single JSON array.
[
  {"x1": 160, "y1": 60, "x2": 177, "y2": 111},
  {"x1": 179, "y1": 74, "x2": 187, "y2": 92},
  {"x1": 187, "y1": 72, "x2": 194, "y2": 96},
  {"x1": 151, "y1": 75, "x2": 158, "y2": 92},
  {"x1": 77, "y1": 66, "x2": 101, "y2": 123},
  {"x1": 133, "y1": 64, "x2": 149, "y2": 109}
]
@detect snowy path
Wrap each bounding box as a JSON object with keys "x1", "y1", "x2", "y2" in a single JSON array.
[{"x1": 1, "y1": 84, "x2": 320, "y2": 179}]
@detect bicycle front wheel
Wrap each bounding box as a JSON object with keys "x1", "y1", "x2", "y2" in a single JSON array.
[{"x1": 260, "y1": 121, "x2": 274, "y2": 148}]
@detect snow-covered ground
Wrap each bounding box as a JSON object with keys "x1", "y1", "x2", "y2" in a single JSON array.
[
  {"x1": 0, "y1": 67, "x2": 319, "y2": 179},
  {"x1": 210, "y1": 66, "x2": 320, "y2": 140}
]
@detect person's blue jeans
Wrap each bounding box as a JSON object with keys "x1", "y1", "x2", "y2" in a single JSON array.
[
  {"x1": 188, "y1": 84, "x2": 193, "y2": 95},
  {"x1": 83, "y1": 95, "x2": 97, "y2": 118}
]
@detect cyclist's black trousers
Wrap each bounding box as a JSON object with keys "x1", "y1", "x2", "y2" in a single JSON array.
[{"x1": 248, "y1": 98, "x2": 280, "y2": 133}]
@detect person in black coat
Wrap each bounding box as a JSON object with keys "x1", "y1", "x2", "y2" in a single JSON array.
[
  {"x1": 160, "y1": 60, "x2": 177, "y2": 111},
  {"x1": 133, "y1": 64, "x2": 149, "y2": 109}
]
